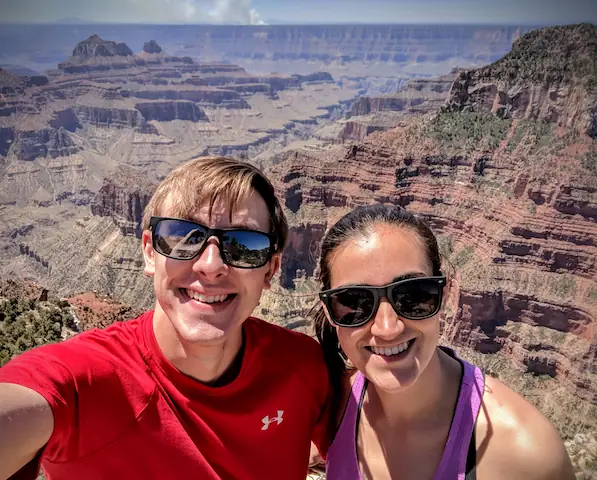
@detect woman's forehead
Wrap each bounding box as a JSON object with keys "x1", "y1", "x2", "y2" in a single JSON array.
[{"x1": 329, "y1": 225, "x2": 432, "y2": 284}]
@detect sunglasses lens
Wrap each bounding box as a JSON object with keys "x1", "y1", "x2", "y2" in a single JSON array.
[
  {"x1": 221, "y1": 230, "x2": 272, "y2": 268},
  {"x1": 153, "y1": 219, "x2": 207, "y2": 259},
  {"x1": 391, "y1": 278, "x2": 442, "y2": 319},
  {"x1": 328, "y1": 288, "x2": 375, "y2": 326}
]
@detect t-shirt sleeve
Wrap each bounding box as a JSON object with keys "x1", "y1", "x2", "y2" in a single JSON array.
[{"x1": 0, "y1": 344, "x2": 79, "y2": 461}]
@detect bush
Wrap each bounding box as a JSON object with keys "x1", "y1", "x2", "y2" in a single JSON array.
[
  {"x1": 0, "y1": 299, "x2": 73, "y2": 367},
  {"x1": 582, "y1": 145, "x2": 597, "y2": 174},
  {"x1": 425, "y1": 111, "x2": 511, "y2": 153}
]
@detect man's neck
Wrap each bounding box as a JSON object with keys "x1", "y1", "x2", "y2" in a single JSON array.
[{"x1": 152, "y1": 312, "x2": 245, "y2": 385}]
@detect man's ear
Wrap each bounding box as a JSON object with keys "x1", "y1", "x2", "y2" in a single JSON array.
[
  {"x1": 142, "y1": 230, "x2": 156, "y2": 277},
  {"x1": 263, "y1": 253, "x2": 281, "y2": 289}
]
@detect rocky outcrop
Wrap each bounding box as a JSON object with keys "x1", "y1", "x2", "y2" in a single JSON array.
[
  {"x1": 68, "y1": 291, "x2": 144, "y2": 330},
  {"x1": 292, "y1": 72, "x2": 334, "y2": 83},
  {"x1": 130, "y1": 88, "x2": 250, "y2": 108},
  {"x1": 49, "y1": 108, "x2": 81, "y2": 131},
  {"x1": 280, "y1": 224, "x2": 326, "y2": 288},
  {"x1": 57, "y1": 35, "x2": 138, "y2": 73},
  {"x1": 446, "y1": 24, "x2": 597, "y2": 137},
  {"x1": 90, "y1": 168, "x2": 157, "y2": 237},
  {"x1": 347, "y1": 74, "x2": 456, "y2": 118},
  {"x1": 134, "y1": 101, "x2": 208, "y2": 122},
  {"x1": 72, "y1": 35, "x2": 133, "y2": 60},
  {"x1": 16, "y1": 127, "x2": 80, "y2": 161},
  {"x1": 0, "y1": 127, "x2": 15, "y2": 156},
  {"x1": 143, "y1": 40, "x2": 162, "y2": 54},
  {"x1": 74, "y1": 105, "x2": 145, "y2": 128},
  {"x1": 339, "y1": 121, "x2": 386, "y2": 141}
]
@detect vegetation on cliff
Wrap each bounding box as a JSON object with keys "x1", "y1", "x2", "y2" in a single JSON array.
[
  {"x1": 424, "y1": 111, "x2": 511, "y2": 152},
  {"x1": 0, "y1": 297, "x2": 75, "y2": 367},
  {"x1": 475, "y1": 23, "x2": 597, "y2": 90}
]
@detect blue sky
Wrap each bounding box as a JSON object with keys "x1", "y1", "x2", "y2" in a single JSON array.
[{"x1": 1, "y1": 0, "x2": 596, "y2": 24}]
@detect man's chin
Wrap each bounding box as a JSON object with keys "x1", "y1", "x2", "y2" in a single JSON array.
[{"x1": 175, "y1": 317, "x2": 242, "y2": 346}]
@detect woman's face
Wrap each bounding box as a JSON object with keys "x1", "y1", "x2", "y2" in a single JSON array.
[{"x1": 326, "y1": 224, "x2": 442, "y2": 393}]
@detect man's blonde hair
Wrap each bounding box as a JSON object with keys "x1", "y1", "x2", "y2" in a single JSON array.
[{"x1": 142, "y1": 156, "x2": 288, "y2": 252}]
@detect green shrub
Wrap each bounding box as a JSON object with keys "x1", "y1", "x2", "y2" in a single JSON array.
[{"x1": 425, "y1": 111, "x2": 511, "y2": 153}]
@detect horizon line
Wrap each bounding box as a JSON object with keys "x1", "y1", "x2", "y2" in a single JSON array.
[{"x1": 0, "y1": 20, "x2": 578, "y2": 27}]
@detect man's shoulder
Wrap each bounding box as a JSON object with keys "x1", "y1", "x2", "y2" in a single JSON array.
[{"x1": 477, "y1": 376, "x2": 574, "y2": 479}]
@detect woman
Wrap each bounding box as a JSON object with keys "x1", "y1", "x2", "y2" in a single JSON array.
[{"x1": 313, "y1": 204, "x2": 574, "y2": 480}]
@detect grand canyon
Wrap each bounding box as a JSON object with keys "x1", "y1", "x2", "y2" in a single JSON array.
[{"x1": 1, "y1": 21, "x2": 596, "y2": 478}]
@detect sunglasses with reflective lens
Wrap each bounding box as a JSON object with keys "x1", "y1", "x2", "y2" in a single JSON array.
[
  {"x1": 149, "y1": 216, "x2": 277, "y2": 269},
  {"x1": 319, "y1": 275, "x2": 446, "y2": 328}
]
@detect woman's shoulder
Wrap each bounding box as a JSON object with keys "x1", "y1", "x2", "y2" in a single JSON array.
[{"x1": 475, "y1": 375, "x2": 574, "y2": 480}]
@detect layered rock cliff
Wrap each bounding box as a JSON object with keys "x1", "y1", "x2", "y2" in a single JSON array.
[
  {"x1": 446, "y1": 23, "x2": 597, "y2": 138},
  {"x1": 340, "y1": 73, "x2": 456, "y2": 141},
  {"x1": 90, "y1": 167, "x2": 157, "y2": 238}
]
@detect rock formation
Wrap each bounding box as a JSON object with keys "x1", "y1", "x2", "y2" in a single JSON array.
[
  {"x1": 90, "y1": 167, "x2": 157, "y2": 238},
  {"x1": 446, "y1": 23, "x2": 597, "y2": 138},
  {"x1": 340, "y1": 73, "x2": 456, "y2": 141},
  {"x1": 143, "y1": 40, "x2": 163, "y2": 54}
]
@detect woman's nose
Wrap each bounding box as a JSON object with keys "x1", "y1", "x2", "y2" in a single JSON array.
[{"x1": 369, "y1": 299, "x2": 405, "y2": 339}]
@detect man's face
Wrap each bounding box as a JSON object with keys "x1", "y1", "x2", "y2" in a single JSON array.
[{"x1": 142, "y1": 189, "x2": 280, "y2": 346}]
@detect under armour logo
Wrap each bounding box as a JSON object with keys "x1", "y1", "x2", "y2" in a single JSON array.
[{"x1": 261, "y1": 410, "x2": 284, "y2": 430}]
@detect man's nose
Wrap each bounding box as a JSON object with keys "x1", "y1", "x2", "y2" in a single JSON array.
[
  {"x1": 192, "y1": 238, "x2": 228, "y2": 279},
  {"x1": 369, "y1": 299, "x2": 405, "y2": 339}
]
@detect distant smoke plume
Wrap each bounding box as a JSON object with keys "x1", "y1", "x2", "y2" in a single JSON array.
[{"x1": 208, "y1": 0, "x2": 266, "y2": 25}]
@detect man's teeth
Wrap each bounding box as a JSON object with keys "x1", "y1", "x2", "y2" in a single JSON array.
[
  {"x1": 186, "y1": 290, "x2": 230, "y2": 303},
  {"x1": 371, "y1": 341, "x2": 411, "y2": 356}
]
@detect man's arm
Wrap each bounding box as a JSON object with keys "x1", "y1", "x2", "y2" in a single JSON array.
[{"x1": 0, "y1": 383, "x2": 54, "y2": 480}]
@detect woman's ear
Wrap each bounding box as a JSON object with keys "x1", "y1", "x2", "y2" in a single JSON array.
[
  {"x1": 320, "y1": 300, "x2": 337, "y2": 329},
  {"x1": 446, "y1": 274, "x2": 460, "y2": 309},
  {"x1": 440, "y1": 274, "x2": 461, "y2": 341}
]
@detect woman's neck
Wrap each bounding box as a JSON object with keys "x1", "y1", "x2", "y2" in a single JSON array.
[{"x1": 367, "y1": 348, "x2": 463, "y2": 427}]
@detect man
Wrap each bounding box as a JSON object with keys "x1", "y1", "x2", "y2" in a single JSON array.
[{"x1": 0, "y1": 157, "x2": 330, "y2": 480}]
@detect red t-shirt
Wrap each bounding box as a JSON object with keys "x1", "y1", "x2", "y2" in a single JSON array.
[{"x1": 0, "y1": 311, "x2": 330, "y2": 480}]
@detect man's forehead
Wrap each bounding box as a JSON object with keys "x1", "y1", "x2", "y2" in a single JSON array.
[{"x1": 161, "y1": 190, "x2": 269, "y2": 229}]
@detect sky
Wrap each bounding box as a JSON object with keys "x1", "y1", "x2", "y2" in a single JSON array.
[{"x1": 0, "y1": 0, "x2": 596, "y2": 25}]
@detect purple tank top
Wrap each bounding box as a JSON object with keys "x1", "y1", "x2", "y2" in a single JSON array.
[{"x1": 326, "y1": 350, "x2": 485, "y2": 480}]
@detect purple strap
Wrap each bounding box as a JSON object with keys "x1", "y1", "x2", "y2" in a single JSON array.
[
  {"x1": 326, "y1": 353, "x2": 485, "y2": 480},
  {"x1": 433, "y1": 361, "x2": 484, "y2": 479},
  {"x1": 326, "y1": 372, "x2": 366, "y2": 480}
]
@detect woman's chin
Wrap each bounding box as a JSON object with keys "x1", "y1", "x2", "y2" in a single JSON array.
[{"x1": 366, "y1": 368, "x2": 419, "y2": 393}]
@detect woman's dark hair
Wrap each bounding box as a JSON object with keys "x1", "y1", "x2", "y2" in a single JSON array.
[{"x1": 313, "y1": 204, "x2": 443, "y2": 433}]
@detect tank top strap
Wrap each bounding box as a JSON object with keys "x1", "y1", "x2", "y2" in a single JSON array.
[
  {"x1": 326, "y1": 371, "x2": 367, "y2": 480},
  {"x1": 433, "y1": 356, "x2": 485, "y2": 480}
]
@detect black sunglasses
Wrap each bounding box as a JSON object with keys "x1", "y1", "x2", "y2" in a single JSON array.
[
  {"x1": 319, "y1": 275, "x2": 446, "y2": 328},
  {"x1": 149, "y1": 216, "x2": 277, "y2": 269}
]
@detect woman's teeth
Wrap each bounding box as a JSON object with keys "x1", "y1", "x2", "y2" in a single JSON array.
[
  {"x1": 370, "y1": 341, "x2": 411, "y2": 356},
  {"x1": 186, "y1": 289, "x2": 230, "y2": 303}
]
